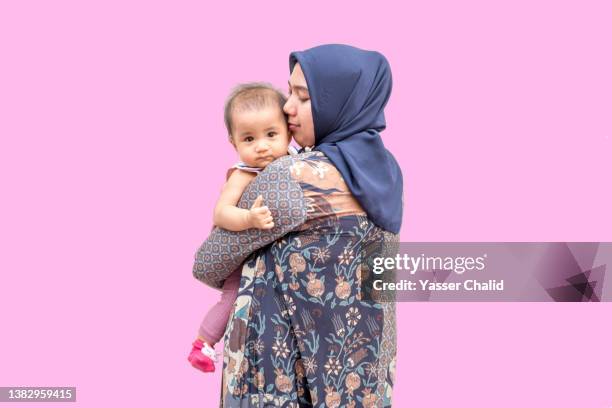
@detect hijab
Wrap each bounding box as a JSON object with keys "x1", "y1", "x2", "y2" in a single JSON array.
[{"x1": 289, "y1": 44, "x2": 404, "y2": 233}]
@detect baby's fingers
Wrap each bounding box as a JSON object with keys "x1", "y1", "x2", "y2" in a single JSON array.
[
  {"x1": 253, "y1": 206, "x2": 270, "y2": 215},
  {"x1": 251, "y1": 195, "x2": 264, "y2": 209},
  {"x1": 261, "y1": 221, "x2": 275, "y2": 230},
  {"x1": 251, "y1": 207, "x2": 272, "y2": 217}
]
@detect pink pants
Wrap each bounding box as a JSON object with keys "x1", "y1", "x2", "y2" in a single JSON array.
[{"x1": 198, "y1": 268, "x2": 241, "y2": 344}]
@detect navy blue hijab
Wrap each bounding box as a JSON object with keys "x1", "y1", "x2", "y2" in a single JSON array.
[{"x1": 290, "y1": 44, "x2": 403, "y2": 233}]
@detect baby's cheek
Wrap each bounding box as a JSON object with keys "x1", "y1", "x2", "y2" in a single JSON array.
[{"x1": 274, "y1": 145, "x2": 289, "y2": 157}]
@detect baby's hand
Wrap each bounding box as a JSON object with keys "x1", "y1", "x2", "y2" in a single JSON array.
[{"x1": 248, "y1": 195, "x2": 274, "y2": 230}]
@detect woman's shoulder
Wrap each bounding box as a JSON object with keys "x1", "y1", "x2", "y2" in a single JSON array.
[
  {"x1": 259, "y1": 151, "x2": 340, "y2": 185},
  {"x1": 262, "y1": 150, "x2": 330, "y2": 169},
  {"x1": 264, "y1": 151, "x2": 368, "y2": 225},
  {"x1": 267, "y1": 151, "x2": 342, "y2": 184}
]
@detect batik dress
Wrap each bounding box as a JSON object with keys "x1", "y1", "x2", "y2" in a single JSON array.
[{"x1": 194, "y1": 151, "x2": 398, "y2": 408}]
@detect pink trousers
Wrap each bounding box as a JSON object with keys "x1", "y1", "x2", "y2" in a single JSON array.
[{"x1": 198, "y1": 268, "x2": 241, "y2": 344}]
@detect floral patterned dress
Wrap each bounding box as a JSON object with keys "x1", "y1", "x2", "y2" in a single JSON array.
[{"x1": 194, "y1": 151, "x2": 397, "y2": 408}]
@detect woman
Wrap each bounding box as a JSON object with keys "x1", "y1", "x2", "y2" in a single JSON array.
[{"x1": 194, "y1": 44, "x2": 403, "y2": 408}]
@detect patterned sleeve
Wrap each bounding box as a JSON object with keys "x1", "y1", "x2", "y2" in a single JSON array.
[{"x1": 192, "y1": 156, "x2": 307, "y2": 289}]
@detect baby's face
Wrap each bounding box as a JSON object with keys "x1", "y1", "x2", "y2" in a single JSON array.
[{"x1": 230, "y1": 106, "x2": 291, "y2": 168}]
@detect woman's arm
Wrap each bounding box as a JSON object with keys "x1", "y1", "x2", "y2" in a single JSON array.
[
  {"x1": 213, "y1": 170, "x2": 274, "y2": 231},
  {"x1": 193, "y1": 157, "x2": 307, "y2": 289}
]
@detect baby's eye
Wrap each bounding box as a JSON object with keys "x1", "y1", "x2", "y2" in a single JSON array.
[
  {"x1": 244, "y1": 136, "x2": 254, "y2": 142},
  {"x1": 267, "y1": 132, "x2": 277, "y2": 138}
]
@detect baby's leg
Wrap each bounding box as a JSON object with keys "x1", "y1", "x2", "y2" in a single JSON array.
[{"x1": 198, "y1": 269, "x2": 241, "y2": 345}]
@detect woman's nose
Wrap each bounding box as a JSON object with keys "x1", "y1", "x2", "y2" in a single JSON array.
[{"x1": 283, "y1": 99, "x2": 295, "y2": 116}]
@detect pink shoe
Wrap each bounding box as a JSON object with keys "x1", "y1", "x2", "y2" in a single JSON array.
[{"x1": 188, "y1": 339, "x2": 217, "y2": 373}]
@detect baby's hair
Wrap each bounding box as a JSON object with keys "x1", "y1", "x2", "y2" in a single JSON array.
[{"x1": 224, "y1": 82, "x2": 287, "y2": 139}]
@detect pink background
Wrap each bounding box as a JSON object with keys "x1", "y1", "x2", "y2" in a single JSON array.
[{"x1": 1, "y1": 0, "x2": 611, "y2": 407}]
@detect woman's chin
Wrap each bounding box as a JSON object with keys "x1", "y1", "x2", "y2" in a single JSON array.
[{"x1": 292, "y1": 132, "x2": 314, "y2": 148}]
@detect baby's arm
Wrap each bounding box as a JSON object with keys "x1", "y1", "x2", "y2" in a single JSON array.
[{"x1": 213, "y1": 170, "x2": 274, "y2": 231}]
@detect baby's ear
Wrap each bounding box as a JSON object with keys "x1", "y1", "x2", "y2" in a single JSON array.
[{"x1": 228, "y1": 135, "x2": 237, "y2": 148}]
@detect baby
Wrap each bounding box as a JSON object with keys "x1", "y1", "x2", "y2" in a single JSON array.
[{"x1": 188, "y1": 83, "x2": 293, "y2": 372}]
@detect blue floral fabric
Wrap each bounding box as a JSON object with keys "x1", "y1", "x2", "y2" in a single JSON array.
[{"x1": 194, "y1": 152, "x2": 397, "y2": 407}]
